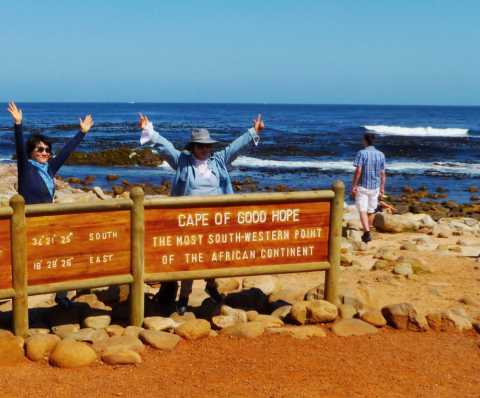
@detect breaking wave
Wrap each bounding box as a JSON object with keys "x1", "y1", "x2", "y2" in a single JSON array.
[{"x1": 364, "y1": 125, "x2": 469, "y2": 137}]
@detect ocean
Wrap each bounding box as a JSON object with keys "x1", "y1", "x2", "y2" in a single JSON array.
[{"x1": 1, "y1": 103, "x2": 479, "y2": 202}]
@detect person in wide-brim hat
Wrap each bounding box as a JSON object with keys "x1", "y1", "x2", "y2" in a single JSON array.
[{"x1": 139, "y1": 113, "x2": 265, "y2": 314}]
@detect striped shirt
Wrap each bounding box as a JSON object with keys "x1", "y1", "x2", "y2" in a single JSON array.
[{"x1": 353, "y1": 146, "x2": 385, "y2": 189}]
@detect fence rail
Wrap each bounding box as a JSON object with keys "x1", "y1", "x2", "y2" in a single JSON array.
[{"x1": 0, "y1": 181, "x2": 344, "y2": 336}]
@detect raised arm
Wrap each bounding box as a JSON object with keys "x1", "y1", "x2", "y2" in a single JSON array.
[
  {"x1": 217, "y1": 114, "x2": 264, "y2": 165},
  {"x1": 139, "y1": 113, "x2": 181, "y2": 170},
  {"x1": 49, "y1": 114, "x2": 93, "y2": 174},
  {"x1": 7, "y1": 102, "x2": 28, "y2": 177}
]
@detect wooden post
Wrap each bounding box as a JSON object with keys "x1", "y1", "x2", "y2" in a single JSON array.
[
  {"x1": 325, "y1": 180, "x2": 344, "y2": 305},
  {"x1": 129, "y1": 187, "x2": 145, "y2": 327},
  {"x1": 10, "y1": 195, "x2": 28, "y2": 336}
]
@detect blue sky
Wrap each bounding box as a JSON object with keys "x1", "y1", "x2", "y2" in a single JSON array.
[{"x1": 0, "y1": 1, "x2": 479, "y2": 105}]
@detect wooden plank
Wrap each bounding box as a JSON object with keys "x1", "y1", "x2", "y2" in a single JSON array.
[
  {"x1": 26, "y1": 210, "x2": 131, "y2": 285},
  {"x1": 145, "y1": 201, "x2": 330, "y2": 274},
  {"x1": 0, "y1": 218, "x2": 12, "y2": 289}
]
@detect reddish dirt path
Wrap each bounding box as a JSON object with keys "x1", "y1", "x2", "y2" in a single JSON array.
[{"x1": 1, "y1": 331, "x2": 479, "y2": 398}]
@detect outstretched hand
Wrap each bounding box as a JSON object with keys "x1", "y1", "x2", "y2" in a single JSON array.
[
  {"x1": 253, "y1": 114, "x2": 264, "y2": 133},
  {"x1": 80, "y1": 114, "x2": 94, "y2": 134},
  {"x1": 138, "y1": 113, "x2": 150, "y2": 130},
  {"x1": 7, "y1": 101, "x2": 22, "y2": 125}
]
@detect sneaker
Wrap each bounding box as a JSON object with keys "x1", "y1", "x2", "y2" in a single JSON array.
[{"x1": 361, "y1": 231, "x2": 372, "y2": 243}]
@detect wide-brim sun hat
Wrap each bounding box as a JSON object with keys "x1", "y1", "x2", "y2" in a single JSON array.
[{"x1": 189, "y1": 128, "x2": 218, "y2": 144}]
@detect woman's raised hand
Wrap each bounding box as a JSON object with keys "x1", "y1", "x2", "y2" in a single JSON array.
[
  {"x1": 138, "y1": 113, "x2": 150, "y2": 130},
  {"x1": 7, "y1": 101, "x2": 22, "y2": 125},
  {"x1": 253, "y1": 114, "x2": 264, "y2": 133},
  {"x1": 80, "y1": 114, "x2": 94, "y2": 134}
]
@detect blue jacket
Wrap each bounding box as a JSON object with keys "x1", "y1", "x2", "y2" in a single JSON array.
[
  {"x1": 14, "y1": 123, "x2": 85, "y2": 204},
  {"x1": 146, "y1": 127, "x2": 259, "y2": 196}
]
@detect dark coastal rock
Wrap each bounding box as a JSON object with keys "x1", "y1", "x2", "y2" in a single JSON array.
[
  {"x1": 106, "y1": 174, "x2": 119, "y2": 181},
  {"x1": 82, "y1": 176, "x2": 96, "y2": 185},
  {"x1": 467, "y1": 185, "x2": 479, "y2": 193},
  {"x1": 65, "y1": 147, "x2": 164, "y2": 167}
]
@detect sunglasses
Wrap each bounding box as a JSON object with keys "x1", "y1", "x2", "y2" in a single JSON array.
[{"x1": 34, "y1": 146, "x2": 51, "y2": 154}]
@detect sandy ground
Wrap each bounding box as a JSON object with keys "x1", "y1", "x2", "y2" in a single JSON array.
[{"x1": 0, "y1": 331, "x2": 479, "y2": 398}]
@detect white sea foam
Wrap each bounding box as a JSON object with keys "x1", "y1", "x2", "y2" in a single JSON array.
[
  {"x1": 232, "y1": 156, "x2": 480, "y2": 176},
  {"x1": 157, "y1": 156, "x2": 480, "y2": 176},
  {"x1": 364, "y1": 125, "x2": 469, "y2": 137}
]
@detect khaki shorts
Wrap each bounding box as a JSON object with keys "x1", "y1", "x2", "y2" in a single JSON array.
[{"x1": 355, "y1": 187, "x2": 379, "y2": 214}]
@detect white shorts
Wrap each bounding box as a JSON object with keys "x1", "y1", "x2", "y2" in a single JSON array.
[{"x1": 355, "y1": 187, "x2": 379, "y2": 214}]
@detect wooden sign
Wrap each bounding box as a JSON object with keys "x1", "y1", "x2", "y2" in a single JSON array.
[
  {"x1": 0, "y1": 219, "x2": 12, "y2": 289},
  {"x1": 145, "y1": 201, "x2": 330, "y2": 273},
  {"x1": 26, "y1": 210, "x2": 131, "y2": 285}
]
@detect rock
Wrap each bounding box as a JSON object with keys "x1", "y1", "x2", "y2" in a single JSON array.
[
  {"x1": 307, "y1": 300, "x2": 338, "y2": 323},
  {"x1": 175, "y1": 319, "x2": 211, "y2": 340},
  {"x1": 65, "y1": 328, "x2": 109, "y2": 343},
  {"x1": 458, "y1": 246, "x2": 480, "y2": 257},
  {"x1": 102, "y1": 349, "x2": 142, "y2": 365},
  {"x1": 381, "y1": 303, "x2": 428, "y2": 331},
  {"x1": 143, "y1": 316, "x2": 178, "y2": 331},
  {"x1": 83, "y1": 314, "x2": 111, "y2": 329},
  {"x1": 340, "y1": 253, "x2": 353, "y2": 267},
  {"x1": 267, "y1": 325, "x2": 326, "y2": 339},
  {"x1": 371, "y1": 260, "x2": 393, "y2": 271},
  {"x1": 304, "y1": 285, "x2": 324, "y2": 301},
  {"x1": 397, "y1": 256, "x2": 430, "y2": 274},
  {"x1": 25, "y1": 334, "x2": 61, "y2": 361},
  {"x1": 220, "y1": 305, "x2": 248, "y2": 323},
  {"x1": 290, "y1": 302, "x2": 308, "y2": 325},
  {"x1": 271, "y1": 305, "x2": 292, "y2": 320},
  {"x1": 139, "y1": 330, "x2": 181, "y2": 350},
  {"x1": 473, "y1": 322, "x2": 480, "y2": 334},
  {"x1": 170, "y1": 312, "x2": 196, "y2": 323},
  {"x1": 426, "y1": 310, "x2": 472, "y2": 332},
  {"x1": 253, "y1": 314, "x2": 284, "y2": 328},
  {"x1": 211, "y1": 315, "x2": 237, "y2": 329},
  {"x1": 374, "y1": 247, "x2": 399, "y2": 262},
  {"x1": 92, "y1": 186, "x2": 110, "y2": 200},
  {"x1": 0, "y1": 335, "x2": 25, "y2": 365},
  {"x1": 360, "y1": 309, "x2": 387, "y2": 327},
  {"x1": 374, "y1": 213, "x2": 419, "y2": 233},
  {"x1": 432, "y1": 225, "x2": 451, "y2": 238},
  {"x1": 221, "y1": 321, "x2": 265, "y2": 338},
  {"x1": 50, "y1": 340, "x2": 97, "y2": 368},
  {"x1": 92, "y1": 335, "x2": 145, "y2": 354},
  {"x1": 105, "y1": 324, "x2": 125, "y2": 337},
  {"x1": 458, "y1": 296, "x2": 480, "y2": 307},
  {"x1": 25, "y1": 328, "x2": 51, "y2": 337},
  {"x1": 123, "y1": 326, "x2": 144, "y2": 338},
  {"x1": 246, "y1": 311, "x2": 259, "y2": 321},
  {"x1": 400, "y1": 241, "x2": 418, "y2": 251},
  {"x1": 52, "y1": 324, "x2": 80, "y2": 339},
  {"x1": 106, "y1": 174, "x2": 119, "y2": 181},
  {"x1": 269, "y1": 287, "x2": 306, "y2": 304},
  {"x1": 393, "y1": 262, "x2": 413, "y2": 277},
  {"x1": 331, "y1": 319, "x2": 379, "y2": 336},
  {"x1": 215, "y1": 278, "x2": 240, "y2": 294},
  {"x1": 338, "y1": 304, "x2": 357, "y2": 319},
  {"x1": 74, "y1": 293, "x2": 111, "y2": 311},
  {"x1": 242, "y1": 275, "x2": 278, "y2": 296}
]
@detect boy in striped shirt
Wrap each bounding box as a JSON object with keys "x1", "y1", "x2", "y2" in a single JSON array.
[{"x1": 351, "y1": 133, "x2": 386, "y2": 243}]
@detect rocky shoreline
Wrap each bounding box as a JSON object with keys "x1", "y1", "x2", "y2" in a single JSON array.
[{"x1": 0, "y1": 163, "x2": 479, "y2": 368}]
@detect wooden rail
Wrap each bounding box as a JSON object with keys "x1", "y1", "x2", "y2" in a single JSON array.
[{"x1": 0, "y1": 182, "x2": 344, "y2": 336}]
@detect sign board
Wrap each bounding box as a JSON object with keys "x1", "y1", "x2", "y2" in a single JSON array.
[
  {"x1": 26, "y1": 210, "x2": 131, "y2": 285},
  {"x1": 145, "y1": 201, "x2": 330, "y2": 273},
  {"x1": 0, "y1": 219, "x2": 12, "y2": 289}
]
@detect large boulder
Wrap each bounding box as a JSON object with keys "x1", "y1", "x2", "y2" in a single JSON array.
[
  {"x1": 139, "y1": 330, "x2": 181, "y2": 350},
  {"x1": 242, "y1": 275, "x2": 278, "y2": 296},
  {"x1": 92, "y1": 335, "x2": 145, "y2": 354},
  {"x1": 374, "y1": 213, "x2": 420, "y2": 233},
  {"x1": 143, "y1": 317, "x2": 178, "y2": 331},
  {"x1": 289, "y1": 300, "x2": 338, "y2": 325},
  {"x1": 381, "y1": 303, "x2": 428, "y2": 331},
  {"x1": 175, "y1": 319, "x2": 211, "y2": 340},
  {"x1": 331, "y1": 319, "x2": 379, "y2": 336},
  {"x1": 25, "y1": 334, "x2": 61, "y2": 361},
  {"x1": 266, "y1": 325, "x2": 326, "y2": 339},
  {"x1": 50, "y1": 340, "x2": 97, "y2": 368},
  {"x1": 102, "y1": 350, "x2": 142, "y2": 365},
  {"x1": 221, "y1": 322, "x2": 265, "y2": 338}
]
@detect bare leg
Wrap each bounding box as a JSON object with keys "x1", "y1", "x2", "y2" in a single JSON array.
[
  {"x1": 359, "y1": 211, "x2": 370, "y2": 232},
  {"x1": 368, "y1": 213, "x2": 375, "y2": 228}
]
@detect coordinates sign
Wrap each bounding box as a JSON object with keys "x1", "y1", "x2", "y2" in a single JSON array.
[
  {"x1": 26, "y1": 210, "x2": 131, "y2": 285},
  {"x1": 145, "y1": 201, "x2": 330, "y2": 273}
]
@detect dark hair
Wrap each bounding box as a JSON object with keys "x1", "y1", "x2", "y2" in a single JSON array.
[
  {"x1": 26, "y1": 134, "x2": 52, "y2": 158},
  {"x1": 363, "y1": 133, "x2": 375, "y2": 146}
]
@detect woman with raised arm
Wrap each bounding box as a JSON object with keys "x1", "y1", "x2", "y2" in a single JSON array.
[
  {"x1": 139, "y1": 113, "x2": 265, "y2": 314},
  {"x1": 7, "y1": 101, "x2": 94, "y2": 308}
]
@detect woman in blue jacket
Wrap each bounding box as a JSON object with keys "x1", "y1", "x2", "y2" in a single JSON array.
[
  {"x1": 139, "y1": 113, "x2": 264, "y2": 314},
  {"x1": 7, "y1": 101, "x2": 94, "y2": 308}
]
